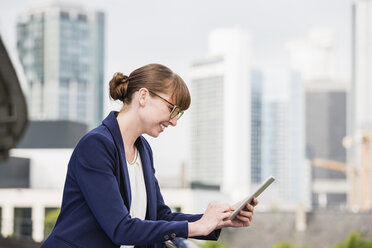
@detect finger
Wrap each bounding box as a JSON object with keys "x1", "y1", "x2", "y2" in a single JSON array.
[
  {"x1": 245, "y1": 203, "x2": 254, "y2": 212},
  {"x1": 222, "y1": 216, "x2": 230, "y2": 221},
  {"x1": 251, "y1": 198, "x2": 258, "y2": 206},
  {"x1": 235, "y1": 216, "x2": 250, "y2": 227},
  {"x1": 236, "y1": 214, "x2": 251, "y2": 223},
  {"x1": 222, "y1": 211, "x2": 231, "y2": 220},
  {"x1": 238, "y1": 211, "x2": 253, "y2": 222},
  {"x1": 239, "y1": 210, "x2": 253, "y2": 219},
  {"x1": 230, "y1": 220, "x2": 245, "y2": 228},
  {"x1": 230, "y1": 221, "x2": 243, "y2": 228},
  {"x1": 221, "y1": 219, "x2": 233, "y2": 226}
]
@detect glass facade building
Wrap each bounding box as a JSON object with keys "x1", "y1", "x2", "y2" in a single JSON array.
[
  {"x1": 261, "y1": 70, "x2": 310, "y2": 208},
  {"x1": 17, "y1": 2, "x2": 105, "y2": 127},
  {"x1": 190, "y1": 59, "x2": 225, "y2": 186},
  {"x1": 190, "y1": 28, "x2": 254, "y2": 201},
  {"x1": 250, "y1": 70, "x2": 263, "y2": 184}
]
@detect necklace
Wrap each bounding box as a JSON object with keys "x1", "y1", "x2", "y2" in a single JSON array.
[{"x1": 126, "y1": 148, "x2": 138, "y2": 165}]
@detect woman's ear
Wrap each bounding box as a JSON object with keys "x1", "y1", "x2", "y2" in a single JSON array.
[{"x1": 137, "y1": 88, "x2": 148, "y2": 107}]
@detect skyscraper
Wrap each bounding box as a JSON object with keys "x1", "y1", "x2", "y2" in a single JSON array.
[
  {"x1": 349, "y1": 0, "x2": 372, "y2": 211},
  {"x1": 190, "y1": 28, "x2": 253, "y2": 200},
  {"x1": 261, "y1": 69, "x2": 310, "y2": 208},
  {"x1": 250, "y1": 70, "x2": 263, "y2": 184},
  {"x1": 306, "y1": 80, "x2": 348, "y2": 210},
  {"x1": 285, "y1": 29, "x2": 337, "y2": 81},
  {"x1": 17, "y1": 2, "x2": 105, "y2": 127},
  {"x1": 286, "y1": 29, "x2": 348, "y2": 210}
]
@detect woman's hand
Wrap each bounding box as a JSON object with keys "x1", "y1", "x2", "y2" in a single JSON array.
[
  {"x1": 188, "y1": 203, "x2": 231, "y2": 236},
  {"x1": 216, "y1": 197, "x2": 258, "y2": 229}
]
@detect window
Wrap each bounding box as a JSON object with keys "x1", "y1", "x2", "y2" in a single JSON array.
[
  {"x1": 77, "y1": 14, "x2": 87, "y2": 22},
  {"x1": 60, "y1": 11, "x2": 69, "y2": 20},
  {"x1": 14, "y1": 207, "x2": 32, "y2": 238}
]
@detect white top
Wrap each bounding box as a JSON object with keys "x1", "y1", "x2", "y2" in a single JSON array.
[{"x1": 121, "y1": 148, "x2": 147, "y2": 248}]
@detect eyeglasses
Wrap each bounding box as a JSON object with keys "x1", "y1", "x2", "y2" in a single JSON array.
[{"x1": 148, "y1": 90, "x2": 184, "y2": 120}]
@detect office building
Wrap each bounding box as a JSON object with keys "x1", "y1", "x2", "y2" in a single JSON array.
[
  {"x1": 17, "y1": 2, "x2": 105, "y2": 127},
  {"x1": 286, "y1": 29, "x2": 349, "y2": 210},
  {"x1": 285, "y1": 29, "x2": 337, "y2": 81},
  {"x1": 348, "y1": 0, "x2": 372, "y2": 211},
  {"x1": 261, "y1": 69, "x2": 310, "y2": 209},
  {"x1": 250, "y1": 70, "x2": 263, "y2": 184},
  {"x1": 190, "y1": 28, "x2": 254, "y2": 201},
  {"x1": 306, "y1": 80, "x2": 348, "y2": 209}
]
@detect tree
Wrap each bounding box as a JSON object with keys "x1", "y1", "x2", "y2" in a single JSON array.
[
  {"x1": 200, "y1": 241, "x2": 230, "y2": 248},
  {"x1": 44, "y1": 208, "x2": 60, "y2": 239},
  {"x1": 273, "y1": 242, "x2": 312, "y2": 248},
  {"x1": 333, "y1": 231, "x2": 372, "y2": 248}
]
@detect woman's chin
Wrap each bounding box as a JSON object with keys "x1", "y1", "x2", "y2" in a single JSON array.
[{"x1": 146, "y1": 130, "x2": 161, "y2": 138}]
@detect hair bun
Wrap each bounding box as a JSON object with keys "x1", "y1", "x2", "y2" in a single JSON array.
[{"x1": 109, "y1": 72, "x2": 130, "y2": 101}]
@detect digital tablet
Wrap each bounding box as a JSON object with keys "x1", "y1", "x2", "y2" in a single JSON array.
[{"x1": 229, "y1": 176, "x2": 275, "y2": 220}]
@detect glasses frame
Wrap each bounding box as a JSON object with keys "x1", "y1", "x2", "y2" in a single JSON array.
[{"x1": 148, "y1": 90, "x2": 184, "y2": 120}]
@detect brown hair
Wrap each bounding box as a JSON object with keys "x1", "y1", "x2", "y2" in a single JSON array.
[{"x1": 109, "y1": 64, "x2": 191, "y2": 110}]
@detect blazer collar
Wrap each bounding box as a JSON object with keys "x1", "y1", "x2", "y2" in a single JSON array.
[
  {"x1": 102, "y1": 111, "x2": 125, "y2": 153},
  {"x1": 102, "y1": 111, "x2": 132, "y2": 206},
  {"x1": 102, "y1": 111, "x2": 156, "y2": 219}
]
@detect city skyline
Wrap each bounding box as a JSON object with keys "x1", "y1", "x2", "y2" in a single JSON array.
[
  {"x1": 2, "y1": 0, "x2": 372, "y2": 245},
  {"x1": 0, "y1": 0, "x2": 353, "y2": 178},
  {"x1": 1, "y1": 0, "x2": 352, "y2": 90}
]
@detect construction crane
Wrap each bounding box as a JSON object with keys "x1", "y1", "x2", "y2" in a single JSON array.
[
  {"x1": 312, "y1": 158, "x2": 346, "y2": 172},
  {"x1": 311, "y1": 158, "x2": 348, "y2": 209},
  {"x1": 343, "y1": 131, "x2": 372, "y2": 212},
  {"x1": 312, "y1": 131, "x2": 372, "y2": 212},
  {"x1": 311, "y1": 157, "x2": 355, "y2": 210}
]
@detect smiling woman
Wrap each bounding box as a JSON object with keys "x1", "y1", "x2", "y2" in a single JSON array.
[
  {"x1": 41, "y1": 63, "x2": 258, "y2": 248},
  {"x1": 110, "y1": 64, "x2": 190, "y2": 139},
  {"x1": 109, "y1": 64, "x2": 191, "y2": 111}
]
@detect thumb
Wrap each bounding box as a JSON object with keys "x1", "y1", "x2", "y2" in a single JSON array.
[{"x1": 222, "y1": 211, "x2": 231, "y2": 220}]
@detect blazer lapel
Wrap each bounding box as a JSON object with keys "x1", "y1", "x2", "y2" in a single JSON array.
[
  {"x1": 102, "y1": 111, "x2": 132, "y2": 209},
  {"x1": 103, "y1": 111, "x2": 156, "y2": 220}
]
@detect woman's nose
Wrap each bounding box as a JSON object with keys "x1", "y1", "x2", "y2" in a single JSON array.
[{"x1": 169, "y1": 116, "x2": 178, "y2": 126}]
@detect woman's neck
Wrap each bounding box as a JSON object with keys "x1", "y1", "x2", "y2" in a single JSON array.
[{"x1": 116, "y1": 109, "x2": 142, "y2": 158}]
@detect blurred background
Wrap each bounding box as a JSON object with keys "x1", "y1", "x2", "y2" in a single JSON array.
[{"x1": 0, "y1": 0, "x2": 372, "y2": 247}]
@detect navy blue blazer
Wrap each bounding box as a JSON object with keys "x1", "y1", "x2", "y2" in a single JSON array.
[{"x1": 41, "y1": 111, "x2": 220, "y2": 248}]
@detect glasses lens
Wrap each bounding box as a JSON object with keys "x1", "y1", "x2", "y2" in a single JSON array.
[
  {"x1": 170, "y1": 107, "x2": 183, "y2": 119},
  {"x1": 176, "y1": 111, "x2": 184, "y2": 119}
]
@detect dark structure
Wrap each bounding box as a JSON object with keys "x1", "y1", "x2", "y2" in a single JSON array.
[
  {"x1": 0, "y1": 157, "x2": 30, "y2": 188},
  {"x1": 305, "y1": 81, "x2": 348, "y2": 209},
  {"x1": 0, "y1": 35, "x2": 28, "y2": 162},
  {"x1": 0, "y1": 237, "x2": 40, "y2": 248},
  {"x1": 16, "y1": 120, "x2": 87, "y2": 149},
  {"x1": 306, "y1": 90, "x2": 347, "y2": 178},
  {"x1": 0, "y1": 120, "x2": 87, "y2": 188}
]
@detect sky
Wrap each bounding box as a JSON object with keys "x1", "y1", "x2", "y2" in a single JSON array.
[{"x1": 0, "y1": 0, "x2": 352, "y2": 178}]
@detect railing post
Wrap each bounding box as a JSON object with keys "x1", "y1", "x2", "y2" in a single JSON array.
[
  {"x1": 1, "y1": 204, "x2": 13, "y2": 238},
  {"x1": 32, "y1": 204, "x2": 44, "y2": 242}
]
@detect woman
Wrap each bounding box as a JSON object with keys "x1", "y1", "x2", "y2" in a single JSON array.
[{"x1": 41, "y1": 64, "x2": 258, "y2": 248}]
